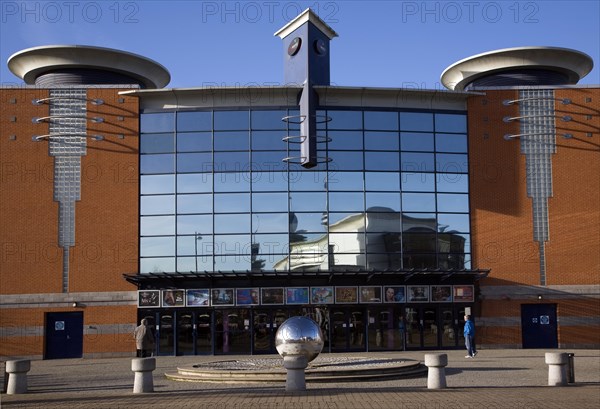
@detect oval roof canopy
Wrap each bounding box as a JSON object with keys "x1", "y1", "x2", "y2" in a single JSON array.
[
  {"x1": 8, "y1": 44, "x2": 170, "y2": 88},
  {"x1": 441, "y1": 46, "x2": 593, "y2": 91}
]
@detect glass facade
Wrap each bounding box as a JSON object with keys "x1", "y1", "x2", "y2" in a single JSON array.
[{"x1": 139, "y1": 108, "x2": 470, "y2": 274}]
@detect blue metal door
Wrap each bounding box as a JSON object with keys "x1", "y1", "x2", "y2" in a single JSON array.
[
  {"x1": 521, "y1": 304, "x2": 558, "y2": 349},
  {"x1": 45, "y1": 312, "x2": 83, "y2": 359}
]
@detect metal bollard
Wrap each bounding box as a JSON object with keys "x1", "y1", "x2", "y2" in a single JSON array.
[{"x1": 567, "y1": 353, "x2": 575, "y2": 383}]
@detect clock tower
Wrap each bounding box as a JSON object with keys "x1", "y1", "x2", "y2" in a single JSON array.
[{"x1": 275, "y1": 9, "x2": 338, "y2": 168}]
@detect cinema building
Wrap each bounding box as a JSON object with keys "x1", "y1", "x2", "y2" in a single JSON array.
[{"x1": 1, "y1": 10, "x2": 598, "y2": 359}]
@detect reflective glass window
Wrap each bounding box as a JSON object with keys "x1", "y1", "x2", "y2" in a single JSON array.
[
  {"x1": 177, "y1": 194, "x2": 213, "y2": 214},
  {"x1": 401, "y1": 132, "x2": 434, "y2": 151},
  {"x1": 436, "y1": 153, "x2": 468, "y2": 174},
  {"x1": 327, "y1": 172, "x2": 364, "y2": 191},
  {"x1": 177, "y1": 214, "x2": 213, "y2": 235},
  {"x1": 289, "y1": 192, "x2": 327, "y2": 212},
  {"x1": 214, "y1": 131, "x2": 249, "y2": 151},
  {"x1": 214, "y1": 234, "x2": 252, "y2": 254},
  {"x1": 402, "y1": 193, "x2": 436, "y2": 212},
  {"x1": 141, "y1": 133, "x2": 174, "y2": 153},
  {"x1": 177, "y1": 234, "x2": 213, "y2": 256},
  {"x1": 327, "y1": 131, "x2": 363, "y2": 150},
  {"x1": 177, "y1": 111, "x2": 212, "y2": 132},
  {"x1": 401, "y1": 172, "x2": 435, "y2": 192},
  {"x1": 364, "y1": 131, "x2": 399, "y2": 150},
  {"x1": 329, "y1": 233, "x2": 363, "y2": 254},
  {"x1": 177, "y1": 173, "x2": 213, "y2": 193},
  {"x1": 435, "y1": 113, "x2": 467, "y2": 133},
  {"x1": 289, "y1": 171, "x2": 327, "y2": 191},
  {"x1": 290, "y1": 212, "x2": 327, "y2": 233},
  {"x1": 141, "y1": 112, "x2": 174, "y2": 133},
  {"x1": 252, "y1": 193, "x2": 288, "y2": 212},
  {"x1": 214, "y1": 193, "x2": 250, "y2": 212},
  {"x1": 365, "y1": 213, "x2": 402, "y2": 233},
  {"x1": 437, "y1": 213, "x2": 470, "y2": 233},
  {"x1": 214, "y1": 255, "x2": 251, "y2": 271},
  {"x1": 252, "y1": 213, "x2": 289, "y2": 233},
  {"x1": 214, "y1": 214, "x2": 251, "y2": 234},
  {"x1": 365, "y1": 192, "x2": 401, "y2": 212},
  {"x1": 328, "y1": 192, "x2": 364, "y2": 212},
  {"x1": 435, "y1": 133, "x2": 467, "y2": 153},
  {"x1": 364, "y1": 111, "x2": 398, "y2": 131},
  {"x1": 365, "y1": 152, "x2": 399, "y2": 171},
  {"x1": 214, "y1": 151, "x2": 250, "y2": 172},
  {"x1": 214, "y1": 111, "x2": 249, "y2": 130},
  {"x1": 141, "y1": 236, "x2": 175, "y2": 257},
  {"x1": 436, "y1": 193, "x2": 469, "y2": 212},
  {"x1": 141, "y1": 175, "x2": 175, "y2": 194},
  {"x1": 213, "y1": 173, "x2": 250, "y2": 193},
  {"x1": 177, "y1": 256, "x2": 213, "y2": 273},
  {"x1": 251, "y1": 151, "x2": 287, "y2": 172},
  {"x1": 400, "y1": 112, "x2": 433, "y2": 132},
  {"x1": 327, "y1": 110, "x2": 362, "y2": 129},
  {"x1": 401, "y1": 152, "x2": 435, "y2": 172},
  {"x1": 177, "y1": 132, "x2": 212, "y2": 152},
  {"x1": 251, "y1": 110, "x2": 287, "y2": 130},
  {"x1": 140, "y1": 257, "x2": 175, "y2": 274},
  {"x1": 251, "y1": 171, "x2": 288, "y2": 191},
  {"x1": 402, "y1": 213, "x2": 437, "y2": 231},
  {"x1": 141, "y1": 195, "x2": 175, "y2": 215},
  {"x1": 251, "y1": 234, "x2": 288, "y2": 255},
  {"x1": 437, "y1": 173, "x2": 469, "y2": 193},
  {"x1": 328, "y1": 213, "x2": 365, "y2": 230},
  {"x1": 140, "y1": 216, "x2": 175, "y2": 236},
  {"x1": 329, "y1": 151, "x2": 363, "y2": 171},
  {"x1": 251, "y1": 130, "x2": 286, "y2": 150},
  {"x1": 402, "y1": 232, "x2": 436, "y2": 252},
  {"x1": 177, "y1": 152, "x2": 213, "y2": 173},
  {"x1": 141, "y1": 154, "x2": 174, "y2": 174},
  {"x1": 365, "y1": 172, "x2": 399, "y2": 191}
]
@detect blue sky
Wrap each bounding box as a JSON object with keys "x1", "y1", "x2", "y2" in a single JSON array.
[{"x1": 1, "y1": 1, "x2": 599, "y2": 88}]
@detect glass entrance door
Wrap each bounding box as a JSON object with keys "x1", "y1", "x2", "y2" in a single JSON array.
[
  {"x1": 330, "y1": 307, "x2": 366, "y2": 352},
  {"x1": 404, "y1": 306, "x2": 446, "y2": 349}
]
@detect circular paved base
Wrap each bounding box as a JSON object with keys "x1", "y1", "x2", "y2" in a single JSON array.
[{"x1": 166, "y1": 356, "x2": 426, "y2": 383}]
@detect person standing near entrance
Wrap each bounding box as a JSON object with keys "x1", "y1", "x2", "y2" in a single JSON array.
[
  {"x1": 398, "y1": 316, "x2": 406, "y2": 351},
  {"x1": 134, "y1": 318, "x2": 155, "y2": 357},
  {"x1": 464, "y1": 315, "x2": 477, "y2": 358}
]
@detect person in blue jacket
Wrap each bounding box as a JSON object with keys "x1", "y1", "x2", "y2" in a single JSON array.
[{"x1": 464, "y1": 315, "x2": 477, "y2": 358}]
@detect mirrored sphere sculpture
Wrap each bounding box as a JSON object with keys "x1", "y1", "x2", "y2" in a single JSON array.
[{"x1": 275, "y1": 316, "x2": 324, "y2": 363}]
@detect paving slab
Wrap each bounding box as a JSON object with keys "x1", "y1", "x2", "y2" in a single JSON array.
[{"x1": 1, "y1": 349, "x2": 599, "y2": 408}]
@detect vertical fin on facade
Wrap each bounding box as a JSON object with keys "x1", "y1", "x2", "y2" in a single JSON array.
[
  {"x1": 48, "y1": 89, "x2": 87, "y2": 292},
  {"x1": 519, "y1": 89, "x2": 556, "y2": 286},
  {"x1": 275, "y1": 9, "x2": 337, "y2": 168}
]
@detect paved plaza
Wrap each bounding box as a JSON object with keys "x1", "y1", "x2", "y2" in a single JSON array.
[{"x1": 1, "y1": 349, "x2": 599, "y2": 408}]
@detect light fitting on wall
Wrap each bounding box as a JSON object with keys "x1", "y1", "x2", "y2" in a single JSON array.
[
  {"x1": 32, "y1": 97, "x2": 104, "y2": 105},
  {"x1": 537, "y1": 295, "x2": 543, "y2": 300},
  {"x1": 503, "y1": 133, "x2": 573, "y2": 140},
  {"x1": 503, "y1": 115, "x2": 572, "y2": 123},
  {"x1": 32, "y1": 133, "x2": 104, "y2": 142},
  {"x1": 503, "y1": 97, "x2": 571, "y2": 106}
]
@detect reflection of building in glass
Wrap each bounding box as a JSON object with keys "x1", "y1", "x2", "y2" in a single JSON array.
[{"x1": 275, "y1": 210, "x2": 466, "y2": 271}]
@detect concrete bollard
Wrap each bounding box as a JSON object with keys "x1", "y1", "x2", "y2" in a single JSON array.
[
  {"x1": 132, "y1": 357, "x2": 156, "y2": 393},
  {"x1": 6, "y1": 359, "x2": 31, "y2": 394},
  {"x1": 283, "y1": 355, "x2": 308, "y2": 392},
  {"x1": 424, "y1": 353, "x2": 448, "y2": 389},
  {"x1": 545, "y1": 352, "x2": 568, "y2": 386}
]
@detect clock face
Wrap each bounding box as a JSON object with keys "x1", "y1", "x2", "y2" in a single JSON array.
[
  {"x1": 288, "y1": 37, "x2": 302, "y2": 56},
  {"x1": 314, "y1": 39, "x2": 327, "y2": 55}
]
